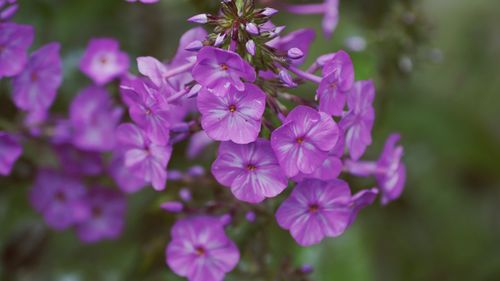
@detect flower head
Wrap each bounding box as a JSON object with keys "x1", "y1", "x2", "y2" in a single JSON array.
[
  {"x1": 76, "y1": 187, "x2": 126, "y2": 243},
  {"x1": 29, "y1": 170, "x2": 88, "y2": 230},
  {"x1": 166, "y1": 216, "x2": 240, "y2": 281},
  {"x1": 276, "y1": 179, "x2": 352, "y2": 246},
  {"x1": 271, "y1": 105, "x2": 340, "y2": 177},
  {"x1": 0, "y1": 131, "x2": 22, "y2": 176},
  {"x1": 192, "y1": 47, "x2": 256, "y2": 96},
  {"x1": 70, "y1": 86, "x2": 123, "y2": 151},
  {"x1": 80, "y1": 38, "x2": 129, "y2": 85},
  {"x1": 212, "y1": 139, "x2": 288, "y2": 203},
  {"x1": 340, "y1": 80, "x2": 375, "y2": 160},
  {"x1": 120, "y1": 78, "x2": 171, "y2": 144},
  {"x1": 317, "y1": 50, "x2": 354, "y2": 116},
  {"x1": 116, "y1": 123, "x2": 172, "y2": 191},
  {"x1": 0, "y1": 23, "x2": 33, "y2": 78},
  {"x1": 11, "y1": 43, "x2": 62, "y2": 114}
]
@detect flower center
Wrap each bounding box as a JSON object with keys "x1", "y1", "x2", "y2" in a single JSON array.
[
  {"x1": 308, "y1": 203, "x2": 320, "y2": 213},
  {"x1": 228, "y1": 104, "x2": 237, "y2": 112},
  {"x1": 329, "y1": 82, "x2": 337, "y2": 90},
  {"x1": 145, "y1": 108, "x2": 152, "y2": 115},
  {"x1": 194, "y1": 245, "x2": 206, "y2": 256},
  {"x1": 99, "y1": 56, "x2": 108, "y2": 64},
  {"x1": 246, "y1": 164, "x2": 257, "y2": 171},
  {"x1": 220, "y1": 63, "x2": 229, "y2": 71},
  {"x1": 30, "y1": 72, "x2": 38, "y2": 82},
  {"x1": 296, "y1": 137, "x2": 304, "y2": 144},
  {"x1": 0, "y1": 45, "x2": 4, "y2": 53},
  {"x1": 92, "y1": 207, "x2": 103, "y2": 218},
  {"x1": 54, "y1": 191, "x2": 66, "y2": 202}
]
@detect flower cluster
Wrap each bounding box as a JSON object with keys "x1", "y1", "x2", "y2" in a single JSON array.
[{"x1": 0, "y1": 0, "x2": 407, "y2": 280}]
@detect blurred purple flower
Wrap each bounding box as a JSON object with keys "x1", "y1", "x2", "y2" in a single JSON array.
[
  {"x1": 197, "y1": 83, "x2": 265, "y2": 144},
  {"x1": 70, "y1": 86, "x2": 123, "y2": 151},
  {"x1": 120, "y1": 78, "x2": 171, "y2": 144},
  {"x1": 285, "y1": 0, "x2": 338, "y2": 38},
  {"x1": 30, "y1": 170, "x2": 88, "y2": 230},
  {"x1": 80, "y1": 38, "x2": 129, "y2": 85},
  {"x1": 0, "y1": 131, "x2": 22, "y2": 176},
  {"x1": 275, "y1": 179, "x2": 351, "y2": 246},
  {"x1": 271, "y1": 105, "x2": 340, "y2": 177},
  {"x1": 54, "y1": 144, "x2": 103, "y2": 176},
  {"x1": 339, "y1": 80, "x2": 375, "y2": 160},
  {"x1": 187, "y1": 130, "x2": 213, "y2": 159},
  {"x1": 116, "y1": 123, "x2": 172, "y2": 191},
  {"x1": 347, "y1": 188, "x2": 378, "y2": 227},
  {"x1": 0, "y1": 23, "x2": 33, "y2": 78},
  {"x1": 109, "y1": 151, "x2": 147, "y2": 193},
  {"x1": 76, "y1": 187, "x2": 126, "y2": 243},
  {"x1": 344, "y1": 134, "x2": 406, "y2": 205},
  {"x1": 192, "y1": 46, "x2": 256, "y2": 96},
  {"x1": 166, "y1": 216, "x2": 240, "y2": 281},
  {"x1": 317, "y1": 50, "x2": 354, "y2": 116},
  {"x1": 11, "y1": 43, "x2": 62, "y2": 115},
  {"x1": 212, "y1": 139, "x2": 288, "y2": 204},
  {"x1": 0, "y1": 0, "x2": 18, "y2": 21},
  {"x1": 268, "y1": 28, "x2": 316, "y2": 65}
]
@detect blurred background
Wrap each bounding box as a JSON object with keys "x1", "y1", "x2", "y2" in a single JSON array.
[{"x1": 1, "y1": 0, "x2": 499, "y2": 280}]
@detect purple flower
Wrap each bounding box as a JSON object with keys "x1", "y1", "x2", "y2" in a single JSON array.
[
  {"x1": 0, "y1": 0, "x2": 18, "y2": 21},
  {"x1": 109, "y1": 152, "x2": 147, "y2": 193},
  {"x1": 268, "y1": 28, "x2": 316, "y2": 65},
  {"x1": 212, "y1": 139, "x2": 288, "y2": 204},
  {"x1": 270, "y1": 105, "x2": 340, "y2": 178},
  {"x1": 0, "y1": 23, "x2": 33, "y2": 78},
  {"x1": 344, "y1": 134, "x2": 406, "y2": 205},
  {"x1": 80, "y1": 38, "x2": 129, "y2": 85},
  {"x1": 317, "y1": 50, "x2": 354, "y2": 116},
  {"x1": 70, "y1": 86, "x2": 123, "y2": 151},
  {"x1": 347, "y1": 188, "x2": 378, "y2": 227},
  {"x1": 187, "y1": 130, "x2": 214, "y2": 159},
  {"x1": 285, "y1": 0, "x2": 338, "y2": 38},
  {"x1": 0, "y1": 131, "x2": 22, "y2": 176},
  {"x1": 275, "y1": 179, "x2": 352, "y2": 246},
  {"x1": 29, "y1": 170, "x2": 88, "y2": 230},
  {"x1": 54, "y1": 144, "x2": 103, "y2": 176},
  {"x1": 120, "y1": 78, "x2": 171, "y2": 144},
  {"x1": 293, "y1": 130, "x2": 345, "y2": 182},
  {"x1": 192, "y1": 47, "x2": 256, "y2": 96},
  {"x1": 76, "y1": 187, "x2": 126, "y2": 243},
  {"x1": 116, "y1": 123, "x2": 172, "y2": 191},
  {"x1": 166, "y1": 216, "x2": 240, "y2": 281},
  {"x1": 11, "y1": 43, "x2": 62, "y2": 113},
  {"x1": 339, "y1": 80, "x2": 375, "y2": 160},
  {"x1": 197, "y1": 83, "x2": 266, "y2": 144}
]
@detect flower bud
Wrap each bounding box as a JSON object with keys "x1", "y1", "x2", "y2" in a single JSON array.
[
  {"x1": 160, "y1": 201, "x2": 184, "y2": 213},
  {"x1": 187, "y1": 13, "x2": 208, "y2": 24},
  {"x1": 261, "y1": 7, "x2": 278, "y2": 17},
  {"x1": 246, "y1": 40, "x2": 256, "y2": 56},
  {"x1": 287, "y1": 48, "x2": 304, "y2": 59},
  {"x1": 245, "y1": 23, "x2": 259, "y2": 35},
  {"x1": 185, "y1": 40, "x2": 204, "y2": 52},
  {"x1": 279, "y1": 69, "x2": 297, "y2": 88},
  {"x1": 214, "y1": 33, "x2": 226, "y2": 47},
  {"x1": 179, "y1": 188, "x2": 192, "y2": 202}
]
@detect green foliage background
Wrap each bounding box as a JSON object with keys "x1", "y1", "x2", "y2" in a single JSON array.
[{"x1": 1, "y1": 0, "x2": 499, "y2": 280}]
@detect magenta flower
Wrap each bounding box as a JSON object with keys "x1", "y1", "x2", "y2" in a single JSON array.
[
  {"x1": 192, "y1": 46, "x2": 256, "y2": 96},
  {"x1": 109, "y1": 151, "x2": 147, "y2": 194},
  {"x1": 293, "y1": 130, "x2": 344, "y2": 182},
  {"x1": 0, "y1": 131, "x2": 22, "y2": 176},
  {"x1": 197, "y1": 83, "x2": 266, "y2": 144},
  {"x1": 80, "y1": 38, "x2": 129, "y2": 85},
  {"x1": 69, "y1": 86, "x2": 123, "y2": 151},
  {"x1": 29, "y1": 170, "x2": 88, "y2": 230},
  {"x1": 120, "y1": 78, "x2": 171, "y2": 144},
  {"x1": 344, "y1": 134, "x2": 406, "y2": 205},
  {"x1": 211, "y1": 139, "x2": 288, "y2": 203},
  {"x1": 0, "y1": 0, "x2": 18, "y2": 21},
  {"x1": 76, "y1": 187, "x2": 126, "y2": 243},
  {"x1": 116, "y1": 123, "x2": 172, "y2": 191},
  {"x1": 54, "y1": 144, "x2": 103, "y2": 176},
  {"x1": 285, "y1": 0, "x2": 339, "y2": 38},
  {"x1": 275, "y1": 179, "x2": 352, "y2": 246},
  {"x1": 11, "y1": 43, "x2": 62, "y2": 113},
  {"x1": 268, "y1": 28, "x2": 316, "y2": 65},
  {"x1": 317, "y1": 50, "x2": 354, "y2": 116},
  {"x1": 166, "y1": 216, "x2": 240, "y2": 281},
  {"x1": 339, "y1": 80, "x2": 375, "y2": 160},
  {"x1": 347, "y1": 188, "x2": 378, "y2": 227},
  {"x1": 0, "y1": 23, "x2": 33, "y2": 78},
  {"x1": 270, "y1": 105, "x2": 340, "y2": 178}
]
